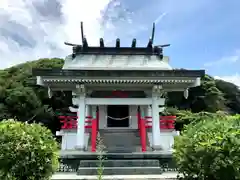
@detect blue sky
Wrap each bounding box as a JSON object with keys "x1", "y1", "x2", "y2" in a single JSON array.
[{"x1": 0, "y1": 0, "x2": 239, "y2": 86}]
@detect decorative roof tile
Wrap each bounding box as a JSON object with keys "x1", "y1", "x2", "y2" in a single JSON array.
[{"x1": 43, "y1": 78, "x2": 195, "y2": 84}]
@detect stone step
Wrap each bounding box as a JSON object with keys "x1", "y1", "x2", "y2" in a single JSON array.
[
  {"x1": 105, "y1": 145, "x2": 140, "y2": 152},
  {"x1": 99, "y1": 131, "x2": 142, "y2": 150},
  {"x1": 99, "y1": 129, "x2": 139, "y2": 133},
  {"x1": 60, "y1": 151, "x2": 173, "y2": 159},
  {"x1": 94, "y1": 130, "x2": 146, "y2": 151},
  {"x1": 52, "y1": 172, "x2": 180, "y2": 180},
  {"x1": 87, "y1": 146, "x2": 144, "y2": 152},
  {"x1": 87, "y1": 145, "x2": 152, "y2": 153},
  {"x1": 79, "y1": 159, "x2": 160, "y2": 167},
  {"x1": 77, "y1": 167, "x2": 162, "y2": 175}
]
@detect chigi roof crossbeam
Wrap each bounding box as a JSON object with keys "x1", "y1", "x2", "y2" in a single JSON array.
[{"x1": 64, "y1": 22, "x2": 170, "y2": 58}]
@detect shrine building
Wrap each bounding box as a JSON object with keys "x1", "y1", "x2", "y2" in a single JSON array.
[{"x1": 32, "y1": 24, "x2": 204, "y2": 154}]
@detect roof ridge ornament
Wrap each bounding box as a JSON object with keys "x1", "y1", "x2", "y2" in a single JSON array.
[
  {"x1": 63, "y1": 21, "x2": 170, "y2": 58},
  {"x1": 80, "y1": 21, "x2": 84, "y2": 45},
  {"x1": 151, "y1": 22, "x2": 155, "y2": 44}
]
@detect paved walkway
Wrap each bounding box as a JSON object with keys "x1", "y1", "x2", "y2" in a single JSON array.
[{"x1": 52, "y1": 172, "x2": 181, "y2": 179}]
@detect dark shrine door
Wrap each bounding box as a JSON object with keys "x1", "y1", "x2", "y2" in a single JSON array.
[{"x1": 107, "y1": 105, "x2": 129, "y2": 127}]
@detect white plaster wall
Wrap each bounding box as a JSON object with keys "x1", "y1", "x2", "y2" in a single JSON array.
[{"x1": 59, "y1": 131, "x2": 89, "y2": 150}]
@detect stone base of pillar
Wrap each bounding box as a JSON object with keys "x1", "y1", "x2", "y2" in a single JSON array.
[
  {"x1": 74, "y1": 146, "x2": 85, "y2": 151},
  {"x1": 152, "y1": 145, "x2": 163, "y2": 151}
]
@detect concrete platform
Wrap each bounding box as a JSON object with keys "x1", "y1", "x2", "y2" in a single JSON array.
[
  {"x1": 52, "y1": 172, "x2": 181, "y2": 180},
  {"x1": 59, "y1": 150, "x2": 173, "y2": 159}
]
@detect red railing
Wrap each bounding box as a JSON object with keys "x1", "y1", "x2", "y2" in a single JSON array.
[
  {"x1": 145, "y1": 116, "x2": 176, "y2": 130},
  {"x1": 59, "y1": 115, "x2": 93, "y2": 129},
  {"x1": 59, "y1": 113, "x2": 99, "y2": 152},
  {"x1": 137, "y1": 112, "x2": 176, "y2": 152}
]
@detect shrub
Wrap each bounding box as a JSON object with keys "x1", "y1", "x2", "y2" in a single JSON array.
[
  {"x1": 174, "y1": 116, "x2": 240, "y2": 180},
  {"x1": 163, "y1": 107, "x2": 228, "y2": 131},
  {"x1": 0, "y1": 120, "x2": 59, "y2": 180}
]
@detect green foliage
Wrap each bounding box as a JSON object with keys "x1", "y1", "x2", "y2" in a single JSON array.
[
  {"x1": 0, "y1": 58, "x2": 64, "y2": 129},
  {"x1": 167, "y1": 75, "x2": 227, "y2": 113},
  {"x1": 0, "y1": 120, "x2": 59, "y2": 180},
  {"x1": 5, "y1": 86, "x2": 42, "y2": 119},
  {"x1": 163, "y1": 107, "x2": 229, "y2": 131},
  {"x1": 215, "y1": 79, "x2": 240, "y2": 113},
  {"x1": 96, "y1": 133, "x2": 107, "y2": 180},
  {"x1": 202, "y1": 76, "x2": 226, "y2": 112},
  {"x1": 174, "y1": 116, "x2": 240, "y2": 180}
]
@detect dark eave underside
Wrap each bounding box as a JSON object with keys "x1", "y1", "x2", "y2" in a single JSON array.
[{"x1": 32, "y1": 68, "x2": 205, "y2": 78}]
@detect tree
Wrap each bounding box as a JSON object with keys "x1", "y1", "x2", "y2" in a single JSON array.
[
  {"x1": 0, "y1": 120, "x2": 59, "y2": 180},
  {"x1": 167, "y1": 75, "x2": 226, "y2": 113},
  {"x1": 174, "y1": 115, "x2": 240, "y2": 180},
  {"x1": 215, "y1": 79, "x2": 240, "y2": 114},
  {"x1": 0, "y1": 58, "x2": 65, "y2": 132}
]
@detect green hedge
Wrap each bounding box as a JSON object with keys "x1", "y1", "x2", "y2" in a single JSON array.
[
  {"x1": 173, "y1": 115, "x2": 240, "y2": 180},
  {"x1": 0, "y1": 120, "x2": 59, "y2": 180}
]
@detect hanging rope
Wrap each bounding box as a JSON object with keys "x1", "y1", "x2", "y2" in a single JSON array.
[{"x1": 106, "y1": 116, "x2": 131, "y2": 121}]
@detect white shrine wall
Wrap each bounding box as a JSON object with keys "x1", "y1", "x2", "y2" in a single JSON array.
[
  {"x1": 57, "y1": 130, "x2": 90, "y2": 150},
  {"x1": 57, "y1": 89, "x2": 179, "y2": 151},
  {"x1": 147, "y1": 131, "x2": 179, "y2": 151}
]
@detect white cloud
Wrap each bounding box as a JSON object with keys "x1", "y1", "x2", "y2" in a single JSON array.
[
  {"x1": 204, "y1": 50, "x2": 240, "y2": 67},
  {"x1": 0, "y1": 0, "x2": 215, "y2": 69},
  {"x1": 206, "y1": 50, "x2": 240, "y2": 87},
  {"x1": 215, "y1": 74, "x2": 240, "y2": 87},
  {"x1": 0, "y1": 0, "x2": 169, "y2": 69},
  {"x1": 0, "y1": 0, "x2": 112, "y2": 68}
]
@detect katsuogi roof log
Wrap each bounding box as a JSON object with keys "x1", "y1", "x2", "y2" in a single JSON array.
[{"x1": 64, "y1": 21, "x2": 170, "y2": 57}]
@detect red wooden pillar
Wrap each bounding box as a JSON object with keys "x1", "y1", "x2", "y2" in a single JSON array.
[
  {"x1": 140, "y1": 118, "x2": 147, "y2": 152},
  {"x1": 91, "y1": 118, "x2": 97, "y2": 152}
]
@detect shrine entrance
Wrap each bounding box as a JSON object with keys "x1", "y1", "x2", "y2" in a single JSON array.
[{"x1": 107, "y1": 105, "x2": 129, "y2": 128}]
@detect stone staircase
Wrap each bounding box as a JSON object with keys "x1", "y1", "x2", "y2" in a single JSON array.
[
  {"x1": 99, "y1": 129, "x2": 143, "y2": 152},
  {"x1": 54, "y1": 128, "x2": 178, "y2": 179},
  {"x1": 76, "y1": 129, "x2": 167, "y2": 175},
  {"x1": 56, "y1": 129, "x2": 176, "y2": 177}
]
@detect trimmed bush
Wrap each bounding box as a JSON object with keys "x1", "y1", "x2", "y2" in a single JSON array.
[
  {"x1": 0, "y1": 120, "x2": 59, "y2": 180},
  {"x1": 174, "y1": 116, "x2": 240, "y2": 180}
]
